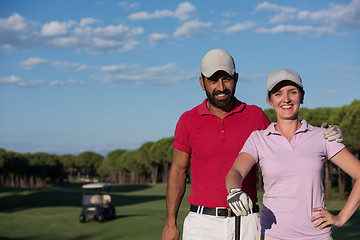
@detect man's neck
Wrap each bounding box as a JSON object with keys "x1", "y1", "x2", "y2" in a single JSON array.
[{"x1": 206, "y1": 99, "x2": 236, "y2": 119}]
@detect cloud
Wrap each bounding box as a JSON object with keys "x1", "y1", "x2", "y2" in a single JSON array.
[
  {"x1": 129, "y1": 10, "x2": 173, "y2": 20},
  {"x1": 328, "y1": 89, "x2": 338, "y2": 94},
  {"x1": 0, "y1": 13, "x2": 144, "y2": 53},
  {"x1": 117, "y1": 39, "x2": 140, "y2": 53},
  {"x1": 0, "y1": 74, "x2": 85, "y2": 88},
  {"x1": 52, "y1": 60, "x2": 79, "y2": 69},
  {"x1": 129, "y1": 1, "x2": 196, "y2": 21},
  {"x1": 20, "y1": 57, "x2": 48, "y2": 69},
  {"x1": 50, "y1": 79, "x2": 85, "y2": 86},
  {"x1": 255, "y1": 2, "x2": 297, "y2": 23},
  {"x1": 101, "y1": 64, "x2": 127, "y2": 73},
  {"x1": 175, "y1": 2, "x2": 196, "y2": 21},
  {"x1": 297, "y1": 0, "x2": 360, "y2": 34},
  {"x1": 51, "y1": 36, "x2": 79, "y2": 47},
  {"x1": 0, "y1": 13, "x2": 35, "y2": 32},
  {"x1": 41, "y1": 20, "x2": 76, "y2": 36},
  {"x1": 51, "y1": 60, "x2": 96, "y2": 72},
  {"x1": 329, "y1": 63, "x2": 360, "y2": 79},
  {"x1": 0, "y1": 75, "x2": 46, "y2": 87},
  {"x1": 118, "y1": 1, "x2": 141, "y2": 9},
  {"x1": 222, "y1": 11, "x2": 238, "y2": 18},
  {"x1": 17, "y1": 80, "x2": 47, "y2": 87},
  {"x1": 0, "y1": 75, "x2": 47, "y2": 87},
  {"x1": 254, "y1": 0, "x2": 360, "y2": 35},
  {"x1": 173, "y1": 21, "x2": 212, "y2": 38},
  {"x1": 255, "y1": 2, "x2": 297, "y2": 13},
  {"x1": 148, "y1": 33, "x2": 169, "y2": 45},
  {"x1": 94, "y1": 63, "x2": 197, "y2": 86},
  {"x1": 94, "y1": 25, "x2": 134, "y2": 37},
  {"x1": 76, "y1": 65, "x2": 96, "y2": 72},
  {"x1": 145, "y1": 63, "x2": 177, "y2": 74},
  {"x1": 225, "y1": 21, "x2": 256, "y2": 34},
  {"x1": 80, "y1": 18, "x2": 98, "y2": 27},
  {"x1": 255, "y1": 24, "x2": 314, "y2": 35},
  {"x1": 0, "y1": 75, "x2": 23, "y2": 85}
]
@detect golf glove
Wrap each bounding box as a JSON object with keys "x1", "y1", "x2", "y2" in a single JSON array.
[
  {"x1": 322, "y1": 122, "x2": 343, "y2": 143},
  {"x1": 227, "y1": 188, "x2": 253, "y2": 216}
]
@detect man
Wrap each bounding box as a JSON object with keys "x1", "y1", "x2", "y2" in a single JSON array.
[{"x1": 161, "y1": 49, "x2": 342, "y2": 240}]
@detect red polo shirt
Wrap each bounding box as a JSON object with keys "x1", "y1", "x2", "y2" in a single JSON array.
[{"x1": 173, "y1": 98, "x2": 270, "y2": 208}]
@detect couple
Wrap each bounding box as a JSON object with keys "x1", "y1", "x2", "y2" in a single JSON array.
[{"x1": 162, "y1": 49, "x2": 360, "y2": 240}]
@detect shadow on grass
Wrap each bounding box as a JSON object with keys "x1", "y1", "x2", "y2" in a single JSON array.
[
  {"x1": 331, "y1": 210, "x2": 360, "y2": 240},
  {"x1": 0, "y1": 183, "x2": 165, "y2": 213}
]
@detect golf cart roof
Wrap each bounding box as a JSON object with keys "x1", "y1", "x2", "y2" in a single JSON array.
[{"x1": 82, "y1": 182, "x2": 112, "y2": 189}]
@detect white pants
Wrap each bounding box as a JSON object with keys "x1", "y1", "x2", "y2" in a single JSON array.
[{"x1": 183, "y1": 212, "x2": 259, "y2": 240}]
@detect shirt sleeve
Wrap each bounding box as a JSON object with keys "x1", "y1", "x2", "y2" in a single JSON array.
[
  {"x1": 324, "y1": 132, "x2": 346, "y2": 160},
  {"x1": 173, "y1": 114, "x2": 191, "y2": 153},
  {"x1": 240, "y1": 131, "x2": 260, "y2": 163}
]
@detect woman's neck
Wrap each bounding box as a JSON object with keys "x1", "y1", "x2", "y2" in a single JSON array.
[{"x1": 275, "y1": 118, "x2": 302, "y2": 142}]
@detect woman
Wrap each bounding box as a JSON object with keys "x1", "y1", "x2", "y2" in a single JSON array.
[{"x1": 225, "y1": 68, "x2": 360, "y2": 240}]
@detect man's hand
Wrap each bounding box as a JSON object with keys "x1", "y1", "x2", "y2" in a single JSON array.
[
  {"x1": 227, "y1": 188, "x2": 253, "y2": 216},
  {"x1": 161, "y1": 224, "x2": 180, "y2": 240},
  {"x1": 322, "y1": 122, "x2": 343, "y2": 143}
]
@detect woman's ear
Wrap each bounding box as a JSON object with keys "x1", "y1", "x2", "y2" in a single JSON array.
[
  {"x1": 268, "y1": 96, "x2": 274, "y2": 107},
  {"x1": 300, "y1": 90, "x2": 305, "y2": 104}
]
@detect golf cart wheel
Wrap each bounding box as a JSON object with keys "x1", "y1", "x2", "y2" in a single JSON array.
[
  {"x1": 98, "y1": 214, "x2": 105, "y2": 223},
  {"x1": 79, "y1": 215, "x2": 86, "y2": 223},
  {"x1": 110, "y1": 207, "x2": 116, "y2": 219}
]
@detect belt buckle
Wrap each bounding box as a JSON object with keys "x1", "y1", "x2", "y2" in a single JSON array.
[{"x1": 215, "y1": 207, "x2": 231, "y2": 218}]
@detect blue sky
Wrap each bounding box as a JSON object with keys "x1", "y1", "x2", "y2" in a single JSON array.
[{"x1": 1, "y1": 0, "x2": 359, "y2": 156}]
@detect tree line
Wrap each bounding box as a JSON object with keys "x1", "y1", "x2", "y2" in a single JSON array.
[{"x1": 1, "y1": 100, "x2": 359, "y2": 200}]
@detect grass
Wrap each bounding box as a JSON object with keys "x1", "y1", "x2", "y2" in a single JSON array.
[{"x1": 0, "y1": 183, "x2": 359, "y2": 239}]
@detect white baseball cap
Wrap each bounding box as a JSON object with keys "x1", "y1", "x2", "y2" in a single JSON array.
[
  {"x1": 200, "y1": 49, "x2": 235, "y2": 78},
  {"x1": 267, "y1": 68, "x2": 303, "y2": 92}
]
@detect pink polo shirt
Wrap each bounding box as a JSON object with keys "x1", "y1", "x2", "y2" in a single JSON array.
[
  {"x1": 173, "y1": 98, "x2": 270, "y2": 208},
  {"x1": 241, "y1": 120, "x2": 345, "y2": 240}
]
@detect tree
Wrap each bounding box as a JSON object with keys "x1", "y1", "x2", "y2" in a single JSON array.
[
  {"x1": 149, "y1": 137, "x2": 174, "y2": 183},
  {"x1": 264, "y1": 109, "x2": 276, "y2": 123},
  {"x1": 98, "y1": 149, "x2": 127, "y2": 184},
  {"x1": 29, "y1": 152, "x2": 63, "y2": 187},
  {"x1": 0, "y1": 150, "x2": 28, "y2": 187},
  {"x1": 118, "y1": 150, "x2": 147, "y2": 184},
  {"x1": 137, "y1": 142, "x2": 155, "y2": 183},
  {"x1": 60, "y1": 154, "x2": 77, "y2": 182},
  {"x1": 338, "y1": 100, "x2": 360, "y2": 155},
  {"x1": 77, "y1": 151, "x2": 104, "y2": 180},
  {"x1": 0, "y1": 148, "x2": 7, "y2": 186}
]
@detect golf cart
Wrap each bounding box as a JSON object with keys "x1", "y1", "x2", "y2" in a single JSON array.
[{"x1": 79, "y1": 182, "x2": 116, "y2": 223}]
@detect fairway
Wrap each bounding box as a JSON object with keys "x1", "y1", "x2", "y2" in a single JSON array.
[{"x1": 0, "y1": 183, "x2": 359, "y2": 239}]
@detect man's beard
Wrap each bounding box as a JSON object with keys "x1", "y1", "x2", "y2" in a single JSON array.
[{"x1": 205, "y1": 88, "x2": 235, "y2": 109}]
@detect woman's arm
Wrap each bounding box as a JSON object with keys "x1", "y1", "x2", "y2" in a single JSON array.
[
  {"x1": 226, "y1": 152, "x2": 257, "y2": 216},
  {"x1": 226, "y1": 152, "x2": 256, "y2": 193},
  {"x1": 311, "y1": 148, "x2": 360, "y2": 229}
]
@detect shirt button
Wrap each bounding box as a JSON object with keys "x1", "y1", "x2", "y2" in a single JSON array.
[{"x1": 221, "y1": 130, "x2": 225, "y2": 133}]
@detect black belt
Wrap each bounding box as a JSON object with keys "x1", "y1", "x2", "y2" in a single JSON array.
[{"x1": 190, "y1": 204, "x2": 259, "y2": 218}]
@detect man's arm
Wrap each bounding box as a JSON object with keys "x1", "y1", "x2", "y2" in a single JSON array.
[{"x1": 161, "y1": 147, "x2": 190, "y2": 240}]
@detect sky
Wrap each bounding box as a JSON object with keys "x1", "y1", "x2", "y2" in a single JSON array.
[{"x1": 0, "y1": 0, "x2": 359, "y2": 156}]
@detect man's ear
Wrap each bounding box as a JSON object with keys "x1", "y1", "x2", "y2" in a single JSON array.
[
  {"x1": 199, "y1": 75, "x2": 205, "y2": 91},
  {"x1": 234, "y1": 73, "x2": 239, "y2": 83}
]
